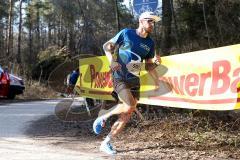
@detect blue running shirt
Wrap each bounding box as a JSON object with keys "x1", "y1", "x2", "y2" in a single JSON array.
[{"x1": 109, "y1": 29, "x2": 155, "y2": 80}]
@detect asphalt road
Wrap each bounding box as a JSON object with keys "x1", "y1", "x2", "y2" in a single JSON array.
[{"x1": 0, "y1": 99, "x2": 109, "y2": 160}]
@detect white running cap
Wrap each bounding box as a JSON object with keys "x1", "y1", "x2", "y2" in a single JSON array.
[{"x1": 139, "y1": 11, "x2": 161, "y2": 22}]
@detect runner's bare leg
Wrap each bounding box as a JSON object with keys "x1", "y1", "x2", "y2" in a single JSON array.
[{"x1": 101, "y1": 88, "x2": 137, "y2": 121}]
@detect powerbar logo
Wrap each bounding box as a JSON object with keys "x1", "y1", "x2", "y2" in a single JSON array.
[
  {"x1": 160, "y1": 60, "x2": 240, "y2": 96},
  {"x1": 89, "y1": 64, "x2": 112, "y2": 88}
]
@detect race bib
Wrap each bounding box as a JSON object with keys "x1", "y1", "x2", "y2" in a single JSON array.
[{"x1": 126, "y1": 60, "x2": 141, "y2": 76}]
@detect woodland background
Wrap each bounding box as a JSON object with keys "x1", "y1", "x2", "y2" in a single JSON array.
[{"x1": 0, "y1": 0, "x2": 240, "y2": 81}]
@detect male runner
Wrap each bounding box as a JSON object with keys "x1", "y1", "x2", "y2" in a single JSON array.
[{"x1": 93, "y1": 11, "x2": 161, "y2": 155}]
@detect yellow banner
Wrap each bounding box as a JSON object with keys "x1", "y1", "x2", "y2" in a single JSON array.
[
  {"x1": 75, "y1": 56, "x2": 114, "y2": 100},
  {"x1": 76, "y1": 44, "x2": 240, "y2": 110}
]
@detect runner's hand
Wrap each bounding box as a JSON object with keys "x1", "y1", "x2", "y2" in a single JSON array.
[
  {"x1": 110, "y1": 61, "x2": 122, "y2": 71},
  {"x1": 155, "y1": 55, "x2": 162, "y2": 65}
]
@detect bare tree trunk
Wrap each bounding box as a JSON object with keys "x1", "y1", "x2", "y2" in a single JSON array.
[
  {"x1": 3, "y1": 17, "x2": 9, "y2": 62},
  {"x1": 29, "y1": 22, "x2": 33, "y2": 65},
  {"x1": 48, "y1": 22, "x2": 52, "y2": 46},
  {"x1": 170, "y1": 0, "x2": 181, "y2": 53},
  {"x1": 69, "y1": 24, "x2": 76, "y2": 55},
  {"x1": 201, "y1": 2, "x2": 211, "y2": 48},
  {"x1": 36, "y1": 2, "x2": 41, "y2": 53},
  {"x1": 114, "y1": 0, "x2": 120, "y2": 31},
  {"x1": 57, "y1": 17, "x2": 62, "y2": 47},
  {"x1": 215, "y1": 3, "x2": 223, "y2": 45},
  {"x1": 42, "y1": 27, "x2": 47, "y2": 49},
  {"x1": 7, "y1": 0, "x2": 13, "y2": 61},
  {"x1": 17, "y1": 0, "x2": 23, "y2": 68},
  {"x1": 62, "y1": 29, "x2": 68, "y2": 48},
  {"x1": 161, "y1": 0, "x2": 172, "y2": 56},
  {"x1": 0, "y1": 22, "x2": 4, "y2": 59}
]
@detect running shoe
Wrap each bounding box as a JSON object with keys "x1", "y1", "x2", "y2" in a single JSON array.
[
  {"x1": 100, "y1": 142, "x2": 117, "y2": 155},
  {"x1": 93, "y1": 116, "x2": 105, "y2": 135}
]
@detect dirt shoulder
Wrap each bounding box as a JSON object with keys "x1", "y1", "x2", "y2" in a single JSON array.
[{"x1": 23, "y1": 100, "x2": 240, "y2": 160}]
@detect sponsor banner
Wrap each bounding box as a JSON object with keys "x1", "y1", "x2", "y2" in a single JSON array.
[
  {"x1": 76, "y1": 56, "x2": 114, "y2": 100},
  {"x1": 76, "y1": 44, "x2": 240, "y2": 110}
]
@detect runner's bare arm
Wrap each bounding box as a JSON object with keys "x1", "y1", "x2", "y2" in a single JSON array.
[
  {"x1": 103, "y1": 41, "x2": 121, "y2": 71},
  {"x1": 103, "y1": 41, "x2": 115, "y2": 62}
]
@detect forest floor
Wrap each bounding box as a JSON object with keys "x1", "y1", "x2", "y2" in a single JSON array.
[
  {"x1": 24, "y1": 98, "x2": 240, "y2": 160},
  {"x1": 9, "y1": 83, "x2": 240, "y2": 159}
]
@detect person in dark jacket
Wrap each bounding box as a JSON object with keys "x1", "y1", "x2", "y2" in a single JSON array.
[{"x1": 66, "y1": 68, "x2": 79, "y2": 96}]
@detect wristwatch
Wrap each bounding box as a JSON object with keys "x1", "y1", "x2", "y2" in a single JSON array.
[{"x1": 154, "y1": 59, "x2": 160, "y2": 66}]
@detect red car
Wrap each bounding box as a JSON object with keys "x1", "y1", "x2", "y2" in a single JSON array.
[
  {"x1": 0, "y1": 67, "x2": 10, "y2": 98},
  {"x1": 0, "y1": 66, "x2": 25, "y2": 99}
]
